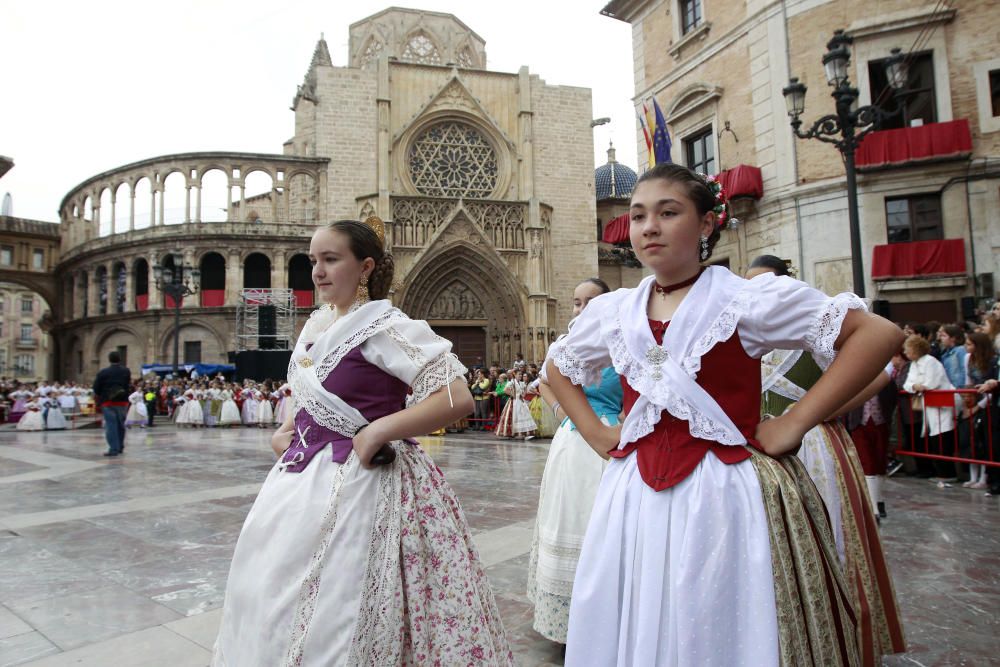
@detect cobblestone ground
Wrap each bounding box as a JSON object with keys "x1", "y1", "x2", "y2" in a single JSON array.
[{"x1": 0, "y1": 423, "x2": 996, "y2": 666}]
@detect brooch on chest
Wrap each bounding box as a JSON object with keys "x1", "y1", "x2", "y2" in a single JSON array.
[
  {"x1": 297, "y1": 357, "x2": 314, "y2": 368},
  {"x1": 645, "y1": 346, "x2": 668, "y2": 381}
]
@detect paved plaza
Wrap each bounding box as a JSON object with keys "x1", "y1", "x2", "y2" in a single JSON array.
[{"x1": 0, "y1": 423, "x2": 997, "y2": 666}]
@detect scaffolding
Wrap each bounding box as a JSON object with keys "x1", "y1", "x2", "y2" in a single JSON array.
[{"x1": 235, "y1": 288, "x2": 297, "y2": 351}]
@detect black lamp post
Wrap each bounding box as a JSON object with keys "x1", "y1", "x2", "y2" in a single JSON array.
[
  {"x1": 782, "y1": 31, "x2": 907, "y2": 297},
  {"x1": 152, "y1": 253, "x2": 201, "y2": 377}
]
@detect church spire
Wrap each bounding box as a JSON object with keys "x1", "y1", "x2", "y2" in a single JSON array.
[
  {"x1": 309, "y1": 33, "x2": 333, "y2": 69},
  {"x1": 293, "y1": 34, "x2": 332, "y2": 109}
]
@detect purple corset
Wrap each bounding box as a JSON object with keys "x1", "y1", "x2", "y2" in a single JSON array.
[{"x1": 279, "y1": 346, "x2": 409, "y2": 472}]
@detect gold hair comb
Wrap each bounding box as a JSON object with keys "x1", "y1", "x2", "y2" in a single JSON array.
[{"x1": 363, "y1": 215, "x2": 386, "y2": 246}]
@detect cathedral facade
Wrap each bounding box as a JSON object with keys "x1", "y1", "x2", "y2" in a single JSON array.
[{"x1": 52, "y1": 8, "x2": 598, "y2": 381}]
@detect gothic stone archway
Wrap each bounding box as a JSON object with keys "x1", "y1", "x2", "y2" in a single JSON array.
[{"x1": 399, "y1": 243, "x2": 526, "y2": 367}]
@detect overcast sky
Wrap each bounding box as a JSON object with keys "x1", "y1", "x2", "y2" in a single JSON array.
[{"x1": 1, "y1": 0, "x2": 637, "y2": 222}]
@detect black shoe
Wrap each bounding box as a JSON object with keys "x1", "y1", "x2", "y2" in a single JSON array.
[
  {"x1": 103, "y1": 452, "x2": 119, "y2": 457},
  {"x1": 877, "y1": 501, "x2": 887, "y2": 519},
  {"x1": 887, "y1": 460, "x2": 903, "y2": 477}
]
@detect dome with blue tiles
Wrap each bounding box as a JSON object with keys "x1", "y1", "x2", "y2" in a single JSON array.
[{"x1": 595, "y1": 143, "x2": 637, "y2": 201}]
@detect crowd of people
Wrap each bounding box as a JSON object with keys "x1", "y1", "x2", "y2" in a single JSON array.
[{"x1": 0, "y1": 375, "x2": 298, "y2": 432}]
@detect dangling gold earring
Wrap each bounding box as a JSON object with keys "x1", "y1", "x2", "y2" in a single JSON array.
[{"x1": 356, "y1": 279, "x2": 370, "y2": 304}]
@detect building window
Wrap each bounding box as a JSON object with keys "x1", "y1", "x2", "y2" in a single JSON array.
[
  {"x1": 32, "y1": 249, "x2": 44, "y2": 269},
  {"x1": 885, "y1": 194, "x2": 943, "y2": 243},
  {"x1": 680, "y1": 0, "x2": 702, "y2": 35},
  {"x1": 0, "y1": 246, "x2": 12, "y2": 266},
  {"x1": 684, "y1": 127, "x2": 715, "y2": 175},
  {"x1": 20, "y1": 324, "x2": 32, "y2": 341},
  {"x1": 991, "y1": 69, "x2": 1000, "y2": 117},
  {"x1": 15, "y1": 354, "x2": 34, "y2": 375},
  {"x1": 0, "y1": 350, "x2": 6, "y2": 373},
  {"x1": 21, "y1": 297, "x2": 33, "y2": 313},
  {"x1": 408, "y1": 121, "x2": 499, "y2": 198},
  {"x1": 184, "y1": 341, "x2": 202, "y2": 364},
  {"x1": 869, "y1": 52, "x2": 936, "y2": 130},
  {"x1": 360, "y1": 38, "x2": 383, "y2": 68},
  {"x1": 117, "y1": 345, "x2": 128, "y2": 368}
]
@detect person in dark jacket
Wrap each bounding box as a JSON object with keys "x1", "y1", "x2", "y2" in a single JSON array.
[{"x1": 93, "y1": 351, "x2": 131, "y2": 456}]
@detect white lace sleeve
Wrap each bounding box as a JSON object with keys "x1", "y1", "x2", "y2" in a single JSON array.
[
  {"x1": 361, "y1": 318, "x2": 468, "y2": 405},
  {"x1": 543, "y1": 293, "x2": 614, "y2": 386},
  {"x1": 739, "y1": 273, "x2": 867, "y2": 368}
]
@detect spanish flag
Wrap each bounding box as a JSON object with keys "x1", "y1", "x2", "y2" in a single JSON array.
[
  {"x1": 643, "y1": 102, "x2": 657, "y2": 169},
  {"x1": 636, "y1": 107, "x2": 653, "y2": 167}
]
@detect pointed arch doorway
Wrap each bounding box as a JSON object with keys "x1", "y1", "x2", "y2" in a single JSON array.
[{"x1": 398, "y1": 242, "x2": 525, "y2": 368}]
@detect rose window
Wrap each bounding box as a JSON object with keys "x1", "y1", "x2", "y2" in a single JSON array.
[{"x1": 408, "y1": 122, "x2": 499, "y2": 198}]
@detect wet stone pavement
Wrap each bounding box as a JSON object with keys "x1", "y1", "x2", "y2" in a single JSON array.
[{"x1": 0, "y1": 423, "x2": 996, "y2": 666}]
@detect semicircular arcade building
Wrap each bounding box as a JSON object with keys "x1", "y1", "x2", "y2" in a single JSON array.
[{"x1": 53, "y1": 7, "x2": 601, "y2": 382}]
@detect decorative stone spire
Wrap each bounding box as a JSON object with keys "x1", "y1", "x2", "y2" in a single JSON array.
[
  {"x1": 293, "y1": 34, "x2": 332, "y2": 109},
  {"x1": 608, "y1": 141, "x2": 617, "y2": 197},
  {"x1": 607, "y1": 141, "x2": 617, "y2": 164}
]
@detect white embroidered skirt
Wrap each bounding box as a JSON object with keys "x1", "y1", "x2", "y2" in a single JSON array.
[
  {"x1": 219, "y1": 400, "x2": 242, "y2": 425},
  {"x1": 528, "y1": 419, "x2": 608, "y2": 643},
  {"x1": 565, "y1": 454, "x2": 780, "y2": 667},
  {"x1": 213, "y1": 442, "x2": 513, "y2": 666}
]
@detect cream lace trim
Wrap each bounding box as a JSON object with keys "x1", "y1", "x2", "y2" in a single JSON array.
[
  {"x1": 287, "y1": 362, "x2": 364, "y2": 438},
  {"x1": 549, "y1": 340, "x2": 601, "y2": 387},
  {"x1": 806, "y1": 292, "x2": 866, "y2": 370},
  {"x1": 314, "y1": 309, "x2": 407, "y2": 382},
  {"x1": 604, "y1": 288, "x2": 754, "y2": 445},
  {"x1": 406, "y1": 352, "x2": 468, "y2": 407},
  {"x1": 280, "y1": 453, "x2": 356, "y2": 666}
]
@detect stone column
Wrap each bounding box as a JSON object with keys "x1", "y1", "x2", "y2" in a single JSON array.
[
  {"x1": 110, "y1": 191, "x2": 116, "y2": 235},
  {"x1": 184, "y1": 184, "x2": 192, "y2": 223},
  {"x1": 148, "y1": 252, "x2": 162, "y2": 310},
  {"x1": 149, "y1": 188, "x2": 156, "y2": 227},
  {"x1": 226, "y1": 251, "x2": 242, "y2": 305},
  {"x1": 129, "y1": 191, "x2": 136, "y2": 231},
  {"x1": 272, "y1": 250, "x2": 287, "y2": 290},
  {"x1": 183, "y1": 248, "x2": 197, "y2": 308},
  {"x1": 123, "y1": 260, "x2": 133, "y2": 313},
  {"x1": 87, "y1": 267, "x2": 98, "y2": 317}
]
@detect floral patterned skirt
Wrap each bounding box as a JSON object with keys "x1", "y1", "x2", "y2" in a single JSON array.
[{"x1": 213, "y1": 442, "x2": 513, "y2": 666}]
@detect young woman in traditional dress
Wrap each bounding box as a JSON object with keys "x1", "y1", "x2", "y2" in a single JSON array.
[
  {"x1": 254, "y1": 387, "x2": 274, "y2": 427},
  {"x1": 749, "y1": 254, "x2": 905, "y2": 666},
  {"x1": 45, "y1": 393, "x2": 68, "y2": 430},
  {"x1": 545, "y1": 163, "x2": 904, "y2": 666},
  {"x1": 213, "y1": 218, "x2": 512, "y2": 666},
  {"x1": 495, "y1": 370, "x2": 536, "y2": 439},
  {"x1": 527, "y1": 277, "x2": 623, "y2": 646},
  {"x1": 218, "y1": 386, "x2": 242, "y2": 427},
  {"x1": 526, "y1": 375, "x2": 558, "y2": 438},
  {"x1": 125, "y1": 387, "x2": 148, "y2": 428},
  {"x1": 240, "y1": 383, "x2": 259, "y2": 425},
  {"x1": 16, "y1": 396, "x2": 45, "y2": 431}
]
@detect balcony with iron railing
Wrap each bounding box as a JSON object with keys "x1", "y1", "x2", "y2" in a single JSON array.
[
  {"x1": 856, "y1": 119, "x2": 973, "y2": 171},
  {"x1": 15, "y1": 338, "x2": 39, "y2": 350}
]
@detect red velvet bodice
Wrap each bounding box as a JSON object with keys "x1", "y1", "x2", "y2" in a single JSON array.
[{"x1": 610, "y1": 320, "x2": 763, "y2": 491}]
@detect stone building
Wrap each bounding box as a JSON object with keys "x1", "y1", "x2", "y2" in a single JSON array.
[
  {"x1": 602, "y1": 0, "x2": 1000, "y2": 321},
  {"x1": 594, "y1": 143, "x2": 645, "y2": 289},
  {"x1": 0, "y1": 215, "x2": 60, "y2": 382},
  {"x1": 50, "y1": 7, "x2": 598, "y2": 381}
]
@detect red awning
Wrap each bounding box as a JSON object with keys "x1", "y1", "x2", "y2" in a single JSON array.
[
  {"x1": 602, "y1": 212, "x2": 631, "y2": 244},
  {"x1": 871, "y1": 239, "x2": 966, "y2": 280},
  {"x1": 857, "y1": 119, "x2": 972, "y2": 169},
  {"x1": 135, "y1": 294, "x2": 149, "y2": 311},
  {"x1": 200, "y1": 290, "x2": 225, "y2": 307},
  {"x1": 716, "y1": 164, "x2": 763, "y2": 199},
  {"x1": 294, "y1": 290, "x2": 314, "y2": 307}
]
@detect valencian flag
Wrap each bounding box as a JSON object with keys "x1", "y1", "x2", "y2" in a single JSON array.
[
  {"x1": 636, "y1": 107, "x2": 653, "y2": 168},
  {"x1": 651, "y1": 97, "x2": 672, "y2": 164},
  {"x1": 643, "y1": 102, "x2": 657, "y2": 168}
]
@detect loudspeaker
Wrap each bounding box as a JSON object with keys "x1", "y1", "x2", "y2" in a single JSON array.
[
  {"x1": 258, "y1": 305, "x2": 277, "y2": 350},
  {"x1": 235, "y1": 350, "x2": 293, "y2": 382},
  {"x1": 872, "y1": 299, "x2": 891, "y2": 318},
  {"x1": 961, "y1": 296, "x2": 976, "y2": 321}
]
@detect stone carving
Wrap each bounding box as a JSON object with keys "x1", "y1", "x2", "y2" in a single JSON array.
[{"x1": 428, "y1": 281, "x2": 484, "y2": 319}]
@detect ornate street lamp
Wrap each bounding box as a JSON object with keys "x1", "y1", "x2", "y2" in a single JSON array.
[
  {"x1": 782, "y1": 30, "x2": 908, "y2": 297},
  {"x1": 153, "y1": 253, "x2": 201, "y2": 377}
]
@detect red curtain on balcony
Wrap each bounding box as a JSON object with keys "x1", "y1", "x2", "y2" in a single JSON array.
[
  {"x1": 856, "y1": 119, "x2": 972, "y2": 168},
  {"x1": 294, "y1": 290, "x2": 314, "y2": 307},
  {"x1": 871, "y1": 239, "x2": 966, "y2": 279},
  {"x1": 716, "y1": 164, "x2": 763, "y2": 199},
  {"x1": 201, "y1": 290, "x2": 225, "y2": 307},
  {"x1": 135, "y1": 294, "x2": 149, "y2": 311},
  {"x1": 165, "y1": 294, "x2": 182, "y2": 308},
  {"x1": 602, "y1": 212, "x2": 630, "y2": 244}
]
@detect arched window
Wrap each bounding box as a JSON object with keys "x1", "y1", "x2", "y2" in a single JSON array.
[
  {"x1": 243, "y1": 253, "x2": 271, "y2": 289},
  {"x1": 287, "y1": 254, "x2": 314, "y2": 307},
  {"x1": 360, "y1": 38, "x2": 383, "y2": 67},
  {"x1": 200, "y1": 252, "x2": 227, "y2": 307},
  {"x1": 134, "y1": 258, "x2": 149, "y2": 311},
  {"x1": 113, "y1": 262, "x2": 127, "y2": 313},
  {"x1": 401, "y1": 31, "x2": 441, "y2": 65},
  {"x1": 95, "y1": 266, "x2": 108, "y2": 315},
  {"x1": 408, "y1": 121, "x2": 499, "y2": 198},
  {"x1": 457, "y1": 47, "x2": 476, "y2": 69}
]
